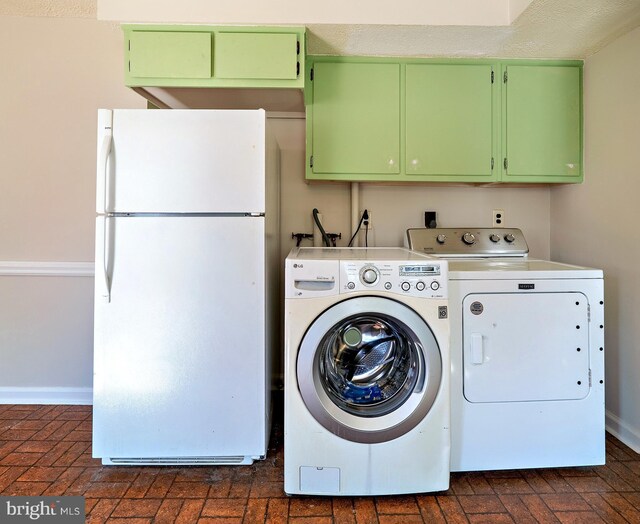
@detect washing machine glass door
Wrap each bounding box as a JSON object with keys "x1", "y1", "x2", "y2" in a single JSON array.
[{"x1": 297, "y1": 296, "x2": 442, "y2": 443}]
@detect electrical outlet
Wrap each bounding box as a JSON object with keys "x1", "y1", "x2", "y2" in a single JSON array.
[
  {"x1": 363, "y1": 210, "x2": 372, "y2": 230},
  {"x1": 358, "y1": 210, "x2": 374, "y2": 246},
  {"x1": 493, "y1": 209, "x2": 505, "y2": 228}
]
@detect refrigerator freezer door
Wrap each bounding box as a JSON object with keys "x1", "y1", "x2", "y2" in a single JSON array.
[
  {"x1": 93, "y1": 216, "x2": 268, "y2": 460},
  {"x1": 97, "y1": 109, "x2": 266, "y2": 214}
]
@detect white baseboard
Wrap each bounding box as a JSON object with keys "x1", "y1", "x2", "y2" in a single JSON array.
[
  {"x1": 606, "y1": 409, "x2": 640, "y2": 453},
  {"x1": 0, "y1": 261, "x2": 94, "y2": 277},
  {"x1": 0, "y1": 387, "x2": 92, "y2": 405}
]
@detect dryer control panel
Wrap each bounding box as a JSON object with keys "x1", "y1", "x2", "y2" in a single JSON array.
[{"x1": 340, "y1": 260, "x2": 447, "y2": 299}]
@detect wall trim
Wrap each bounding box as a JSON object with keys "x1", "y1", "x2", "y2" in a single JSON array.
[
  {"x1": 0, "y1": 261, "x2": 94, "y2": 277},
  {"x1": 606, "y1": 409, "x2": 640, "y2": 454},
  {"x1": 0, "y1": 387, "x2": 93, "y2": 405}
]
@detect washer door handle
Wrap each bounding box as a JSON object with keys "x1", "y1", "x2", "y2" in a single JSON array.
[{"x1": 471, "y1": 333, "x2": 484, "y2": 365}]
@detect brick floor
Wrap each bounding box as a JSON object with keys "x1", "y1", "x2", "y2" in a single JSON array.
[{"x1": 1, "y1": 401, "x2": 639, "y2": 523}]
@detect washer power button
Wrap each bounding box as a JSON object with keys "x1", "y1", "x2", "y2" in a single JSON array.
[
  {"x1": 401, "y1": 282, "x2": 411, "y2": 292},
  {"x1": 430, "y1": 281, "x2": 440, "y2": 291}
]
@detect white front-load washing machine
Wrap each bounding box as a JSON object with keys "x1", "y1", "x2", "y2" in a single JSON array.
[
  {"x1": 407, "y1": 228, "x2": 605, "y2": 472},
  {"x1": 284, "y1": 247, "x2": 450, "y2": 496}
]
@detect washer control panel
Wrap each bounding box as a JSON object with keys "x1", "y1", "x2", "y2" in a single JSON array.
[{"x1": 341, "y1": 260, "x2": 447, "y2": 298}]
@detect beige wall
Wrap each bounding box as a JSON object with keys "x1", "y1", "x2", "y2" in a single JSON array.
[
  {"x1": 0, "y1": 15, "x2": 144, "y2": 262},
  {"x1": 0, "y1": 14, "x2": 143, "y2": 400},
  {"x1": 550, "y1": 26, "x2": 640, "y2": 451},
  {"x1": 97, "y1": 0, "x2": 512, "y2": 26}
]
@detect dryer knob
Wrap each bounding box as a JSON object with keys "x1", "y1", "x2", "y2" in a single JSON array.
[
  {"x1": 416, "y1": 281, "x2": 426, "y2": 291},
  {"x1": 504, "y1": 233, "x2": 516, "y2": 243},
  {"x1": 436, "y1": 234, "x2": 447, "y2": 244},
  {"x1": 362, "y1": 268, "x2": 378, "y2": 284},
  {"x1": 462, "y1": 232, "x2": 476, "y2": 245},
  {"x1": 401, "y1": 282, "x2": 411, "y2": 292},
  {"x1": 489, "y1": 234, "x2": 501, "y2": 243}
]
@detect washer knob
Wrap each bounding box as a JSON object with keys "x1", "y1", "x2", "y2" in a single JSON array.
[
  {"x1": 462, "y1": 232, "x2": 476, "y2": 245},
  {"x1": 504, "y1": 233, "x2": 516, "y2": 243},
  {"x1": 416, "y1": 281, "x2": 426, "y2": 291},
  {"x1": 361, "y1": 268, "x2": 378, "y2": 284},
  {"x1": 430, "y1": 281, "x2": 440, "y2": 290},
  {"x1": 489, "y1": 234, "x2": 501, "y2": 243},
  {"x1": 401, "y1": 282, "x2": 411, "y2": 292},
  {"x1": 436, "y1": 234, "x2": 447, "y2": 244}
]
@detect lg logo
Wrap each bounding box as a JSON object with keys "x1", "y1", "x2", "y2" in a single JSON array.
[{"x1": 293, "y1": 263, "x2": 304, "y2": 268}]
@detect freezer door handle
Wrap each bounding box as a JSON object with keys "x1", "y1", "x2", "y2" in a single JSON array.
[
  {"x1": 96, "y1": 216, "x2": 112, "y2": 302},
  {"x1": 96, "y1": 110, "x2": 113, "y2": 214}
]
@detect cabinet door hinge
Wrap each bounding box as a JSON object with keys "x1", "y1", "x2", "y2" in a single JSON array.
[
  {"x1": 491, "y1": 70, "x2": 494, "y2": 84},
  {"x1": 587, "y1": 304, "x2": 591, "y2": 322},
  {"x1": 588, "y1": 369, "x2": 592, "y2": 387},
  {"x1": 503, "y1": 158, "x2": 508, "y2": 170},
  {"x1": 310, "y1": 67, "x2": 314, "y2": 81},
  {"x1": 296, "y1": 41, "x2": 300, "y2": 55},
  {"x1": 503, "y1": 70, "x2": 508, "y2": 83},
  {"x1": 128, "y1": 61, "x2": 131, "y2": 72},
  {"x1": 297, "y1": 62, "x2": 300, "y2": 77},
  {"x1": 310, "y1": 155, "x2": 314, "y2": 168},
  {"x1": 491, "y1": 157, "x2": 495, "y2": 170}
]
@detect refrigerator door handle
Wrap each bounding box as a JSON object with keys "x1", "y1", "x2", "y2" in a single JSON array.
[
  {"x1": 96, "y1": 110, "x2": 113, "y2": 214},
  {"x1": 96, "y1": 216, "x2": 112, "y2": 303}
]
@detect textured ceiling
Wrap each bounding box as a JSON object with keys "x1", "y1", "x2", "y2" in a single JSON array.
[
  {"x1": 3, "y1": 0, "x2": 640, "y2": 59},
  {"x1": 306, "y1": 0, "x2": 640, "y2": 58},
  {"x1": 0, "y1": 0, "x2": 96, "y2": 18}
]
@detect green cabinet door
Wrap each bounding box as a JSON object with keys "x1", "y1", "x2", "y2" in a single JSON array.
[
  {"x1": 214, "y1": 33, "x2": 298, "y2": 80},
  {"x1": 129, "y1": 31, "x2": 212, "y2": 79},
  {"x1": 405, "y1": 64, "x2": 496, "y2": 181},
  {"x1": 503, "y1": 65, "x2": 582, "y2": 181},
  {"x1": 310, "y1": 62, "x2": 400, "y2": 176}
]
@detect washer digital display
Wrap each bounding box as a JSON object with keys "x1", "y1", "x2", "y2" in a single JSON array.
[{"x1": 399, "y1": 265, "x2": 440, "y2": 276}]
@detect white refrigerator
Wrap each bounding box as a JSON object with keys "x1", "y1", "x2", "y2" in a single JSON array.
[{"x1": 92, "y1": 109, "x2": 279, "y2": 465}]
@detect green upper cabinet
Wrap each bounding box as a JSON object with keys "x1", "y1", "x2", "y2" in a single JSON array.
[
  {"x1": 124, "y1": 25, "x2": 305, "y2": 89},
  {"x1": 305, "y1": 56, "x2": 582, "y2": 184},
  {"x1": 502, "y1": 64, "x2": 582, "y2": 182},
  {"x1": 405, "y1": 63, "x2": 497, "y2": 182},
  {"x1": 308, "y1": 61, "x2": 401, "y2": 178},
  {"x1": 214, "y1": 33, "x2": 298, "y2": 80},
  {"x1": 129, "y1": 31, "x2": 212, "y2": 79}
]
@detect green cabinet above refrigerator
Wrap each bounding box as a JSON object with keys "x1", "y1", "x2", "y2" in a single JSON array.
[{"x1": 122, "y1": 25, "x2": 306, "y2": 112}]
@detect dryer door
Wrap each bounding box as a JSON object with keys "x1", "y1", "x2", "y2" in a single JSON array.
[{"x1": 297, "y1": 296, "x2": 442, "y2": 443}]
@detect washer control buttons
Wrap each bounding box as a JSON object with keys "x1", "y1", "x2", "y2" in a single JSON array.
[
  {"x1": 347, "y1": 282, "x2": 356, "y2": 290},
  {"x1": 360, "y1": 266, "x2": 379, "y2": 285},
  {"x1": 416, "y1": 281, "x2": 426, "y2": 291},
  {"x1": 401, "y1": 282, "x2": 411, "y2": 292},
  {"x1": 384, "y1": 282, "x2": 392, "y2": 290},
  {"x1": 436, "y1": 234, "x2": 447, "y2": 244},
  {"x1": 489, "y1": 234, "x2": 501, "y2": 243},
  {"x1": 430, "y1": 281, "x2": 440, "y2": 291},
  {"x1": 462, "y1": 232, "x2": 476, "y2": 245},
  {"x1": 504, "y1": 233, "x2": 516, "y2": 243}
]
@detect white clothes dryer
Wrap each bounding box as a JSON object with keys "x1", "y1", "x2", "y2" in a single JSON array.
[
  {"x1": 284, "y1": 247, "x2": 450, "y2": 496},
  {"x1": 407, "y1": 228, "x2": 605, "y2": 472}
]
